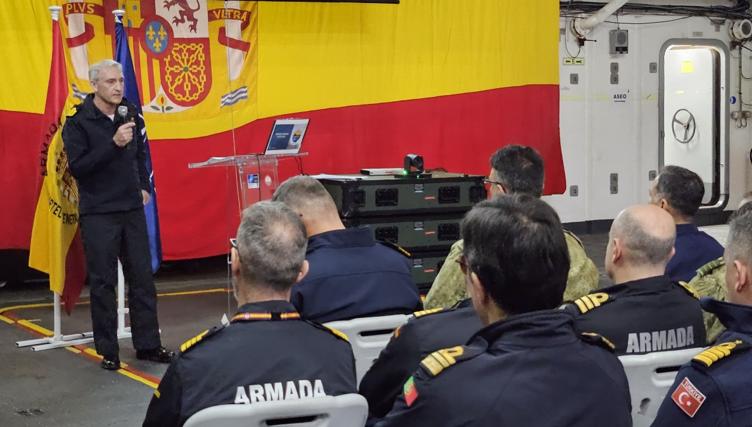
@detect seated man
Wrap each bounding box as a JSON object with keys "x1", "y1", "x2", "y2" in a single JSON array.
[
  {"x1": 377, "y1": 194, "x2": 632, "y2": 427},
  {"x1": 650, "y1": 165, "x2": 724, "y2": 282},
  {"x1": 424, "y1": 145, "x2": 599, "y2": 309},
  {"x1": 565, "y1": 205, "x2": 707, "y2": 355},
  {"x1": 272, "y1": 176, "x2": 421, "y2": 323},
  {"x1": 359, "y1": 298, "x2": 483, "y2": 419},
  {"x1": 143, "y1": 202, "x2": 357, "y2": 427},
  {"x1": 652, "y1": 204, "x2": 752, "y2": 426}
]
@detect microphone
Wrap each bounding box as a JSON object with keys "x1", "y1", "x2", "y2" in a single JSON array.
[{"x1": 117, "y1": 105, "x2": 129, "y2": 122}]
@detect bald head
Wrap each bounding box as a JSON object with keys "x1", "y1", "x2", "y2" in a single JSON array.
[{"x1": 610, "y1": 204, "x2": 676, "y2": 268}]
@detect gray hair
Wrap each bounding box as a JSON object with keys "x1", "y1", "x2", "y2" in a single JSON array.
[
  {"x1": 236, "y1": 201, "x2": 307, "y2": 291},
  {"x1": 615, "y1": 211, "x2": 675, "y2": 266},
  {"x1": 727, "y1": 203, "x2": 752, "y2": 265},
  {"x1": 89, "y1": 59, "x2": 123, "y2": 83},
  {"x1": 272, "y1": 175, "x2": 337, "y2": 214}
]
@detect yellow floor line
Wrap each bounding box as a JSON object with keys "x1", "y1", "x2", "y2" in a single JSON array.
[
  {"x1": 2, "y1": 286, "x2": 229, "y2": 390},
  {"x1": 17, "y1": 319, "x2": 53, "y2": 337},
  {"x1": 118, "y1": 368, "x2": 158, "y2": 389}
]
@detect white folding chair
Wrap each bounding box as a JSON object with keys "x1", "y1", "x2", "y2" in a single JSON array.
[
  {"x1": 183, "y1": 393, "x2": 368, "y2": 427},
  {"x1": 325, "y1": 314, "x2": 409, "y2": 385},
  {"x1": 619, "y1": 347, "x2": 704, "y2": 427}
]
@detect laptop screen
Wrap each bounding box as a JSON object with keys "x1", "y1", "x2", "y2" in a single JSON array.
[{"x1": 264, "y1": 118, "x2": 309, "y2": 155}]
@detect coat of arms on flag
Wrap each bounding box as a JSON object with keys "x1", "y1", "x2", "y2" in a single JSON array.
[{"x1": 59, "y1": 0, "x2": 258, "y2": 139}]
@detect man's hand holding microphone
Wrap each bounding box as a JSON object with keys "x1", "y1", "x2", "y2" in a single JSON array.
[{"x1": 113, "y1": 105, "x2": 135, "y2": 148}]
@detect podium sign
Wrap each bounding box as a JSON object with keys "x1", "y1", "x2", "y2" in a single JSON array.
[{"x1": 189, "y1": 153, "x2": 308, "y2": 210}]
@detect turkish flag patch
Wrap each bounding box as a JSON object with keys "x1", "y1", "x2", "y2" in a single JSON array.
[{"x1": 671, "y1": 377, "x2": 706, "y2": 418}]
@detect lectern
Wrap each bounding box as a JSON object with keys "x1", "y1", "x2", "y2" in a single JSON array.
[{"x1": 189, "y1": 153, "x2": 308, "y2": 210}]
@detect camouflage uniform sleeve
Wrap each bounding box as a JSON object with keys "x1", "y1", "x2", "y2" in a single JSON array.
[
  {"x1": 563, "y1": 231, "x2": 600, "y2": 301},
  {"x1": 688, "y1": 258, "x2": 728, "y2": 342},
  {"x1": 423, "y1": 240, "x2": 467, "y2": 310}
]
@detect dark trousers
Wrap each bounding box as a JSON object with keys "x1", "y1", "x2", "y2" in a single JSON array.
[{"x1": 79, "y1": 209, "x2": 161, "y2": 358}]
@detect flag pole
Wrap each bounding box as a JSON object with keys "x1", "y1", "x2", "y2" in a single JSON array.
[
  {"x1": 112, "y1": 9, "x2": 133, "y2": 341},
  {"x1": 16, "y1": 6, "x2": 94, "y2": 352}
]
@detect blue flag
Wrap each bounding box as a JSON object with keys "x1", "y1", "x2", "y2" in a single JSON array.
[{"x1": 115, "y1": 16, "x2": 162, "y2": 273}]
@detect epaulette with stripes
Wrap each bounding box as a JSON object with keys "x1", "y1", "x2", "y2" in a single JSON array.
[
  {"x1": 379, "y1": 241, "x2": 412, "y2": 258},
  {"x1": 419, "y1": 345, "x2": 483, "y2": 377},
  {"x1": 306, "y1": 320, "x2": 350, "y2": 343},
  {"x1": 580, "y1": 332, "x2": 616, "y2": 352},
  {"x1": 677, "y1": 281, "x2": 700, "y2": 299},
  {"x1": 571, "y1": 292, "x2": 612, "y2": 314},
  {"x1": 692, "y1": 340, "x2": 751, "y2": 368},
  {"x1": 696, "y1": 257, "x2": 725, "y2": 278},
  {"x1": 179, "y1": 325, "x2": 225, "y2": 355},
  {"x1": 413, "y1": 307, "x2": 445, "y2": 318}
]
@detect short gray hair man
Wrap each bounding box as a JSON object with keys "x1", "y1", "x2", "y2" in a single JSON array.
[
  {"x1": 232, "y1": 201, "x2": 309, "y2": 296},
  {"x1": 88, "y1": 59, "x2": 123, "y2": 84}
]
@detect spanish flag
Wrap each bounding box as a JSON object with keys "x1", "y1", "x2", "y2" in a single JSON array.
[{"x1": 28, "y1": 6, "x2": 86, "y2": 314}]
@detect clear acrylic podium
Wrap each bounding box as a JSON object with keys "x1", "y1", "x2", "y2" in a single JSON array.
[{"x1": 189, "y1": 153, "x2": 308, "y2": 209}]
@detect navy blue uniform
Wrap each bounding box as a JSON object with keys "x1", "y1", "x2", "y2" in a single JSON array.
[
  {"x1": 359, "y1": 299, "x2": 483, "y2": 419},
  {"x1": 667, "y1": 224, "x2": 724, "y2": 283},
  {"x1": 376, "y1": 310, "x2": 632, "y2": 427},
  {"x1": 564, "y1": 275, "x2": 706, "y2": 355},
  {"x1": 652, "y1": 298, "x2": 752, "y2": 426},
  {"x1": 63, "y1": 94, "x2": 159, "y2": 359},
  {"x1": 143, "y1": 300, "x2": 357, "y2": 427},
  {"x1": 291, "y1": 227, "x2": 421, "y2": 323}
]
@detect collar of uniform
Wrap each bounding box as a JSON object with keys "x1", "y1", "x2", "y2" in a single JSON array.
[
  {"x1": 676, "y1": 223, "x2": 700, "y2": 236},
  {"x1": 470, "y1": 309, "x2": 578, "y2": 349},
  {"x1": 701, "y1": 297, "x2": 752, "y2": 334},
  {"x1": 603, "y1": 274, "x2": 674, "y2": 294},
  {"x1": 306, "y1": 227, "x2": 375, "y2": 253},
  {"x1": 78, "y1": 93, "x2": 131, "y2": 121},
  {"x1": 454, "y1": 298, "x2": 473, "y2": 309},
  {"x1": 235, "y1": 300, "x2": 298, "y2": 316}
]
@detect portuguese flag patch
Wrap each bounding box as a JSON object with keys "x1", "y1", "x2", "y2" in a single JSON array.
[{"x1": 403, "y1": 376, "x2": 419, "y2": 407}]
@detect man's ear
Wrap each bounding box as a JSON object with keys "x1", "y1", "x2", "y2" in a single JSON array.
[
  {"x1": 295, "y1": 260, "x2": 309, "y2": 284},
  {"x1": 230, "y1": 248, "x2": 241, "y2": 278},
  {"x1": 611, "y1": 238, "x2": 623, "y2": 265},
  {"x1": 733, "y1": 260, "x2": 750, "y2": 293},
  {"x1": 659, "y1": 198, "x2": 670, "y2": 211},
  {"x1": 469, "y1": 271, "x2": 490, "y2": 306}
]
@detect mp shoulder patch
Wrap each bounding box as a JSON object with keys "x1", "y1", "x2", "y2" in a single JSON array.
[
  {"x1": 572, "y1": 292, "x2": 611, "y2": 314},
  {"x1": 419, "y1": 346, "x2": 465, "y2": 377},
  {"x1": 692, "y1": 340, "x2": 751, "y2": 368}
]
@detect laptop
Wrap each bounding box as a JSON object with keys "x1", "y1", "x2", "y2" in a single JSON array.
[{"x1": 264, "y1": 118, "x2": 309, "y2": 155}]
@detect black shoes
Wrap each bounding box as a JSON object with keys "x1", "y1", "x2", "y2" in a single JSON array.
[
  {"x1": 136, "y1": 346, "x2": 174, "y2": 363},
  {"x1": 101, "y1": 357, "x2": 121, "y2": 371}
]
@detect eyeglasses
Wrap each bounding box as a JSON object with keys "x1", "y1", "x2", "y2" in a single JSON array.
[
  {"x1": 229, "y1": 238, "x2": 238, "y2": 249},
  {"x1": 483, "y1": 178, "x2": 504, "y2": 187},
  {"x1": 456, "y1": 255, "x2": 470, "y2": 275}
]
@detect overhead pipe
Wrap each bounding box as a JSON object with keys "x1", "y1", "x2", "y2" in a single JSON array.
[{"x1": 572, "y1": 0, "x2": 630, "y2": 40}]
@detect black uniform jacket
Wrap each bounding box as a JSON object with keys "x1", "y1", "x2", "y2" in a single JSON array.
[
  {"x1": 62, "y1": 94, "x2": 150, "y2": 214},
  {"x1": 564, "y1": 275, "x2": 707, "y2": 355},
  {"x1": 652, "y1": 298, "x2": 752, "y2": 426},
  {"x1": 142, "y1": 300, "x2": 357, "y2": 427},
  {"x1": 359, "y1": 299, "x2": 483, "y2": 418},
  {"x1": 376, "y1": 309, "x2": 632, "y2": 427}
]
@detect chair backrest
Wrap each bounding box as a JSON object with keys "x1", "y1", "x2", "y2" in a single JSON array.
[
  {"x1": 619, "y1": 347, "x2": 703, "y2": 427},
  {"x1": 325, "y1": 314, "x2": 410, "y2": 385},
  {"x1": 183, "y1": 393, "x2": 368, "y2": 427}
]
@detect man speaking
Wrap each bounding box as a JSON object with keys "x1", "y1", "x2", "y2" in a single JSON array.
[{"x1": 63, "y1": 59, "x2": 171, "y2": 370}]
